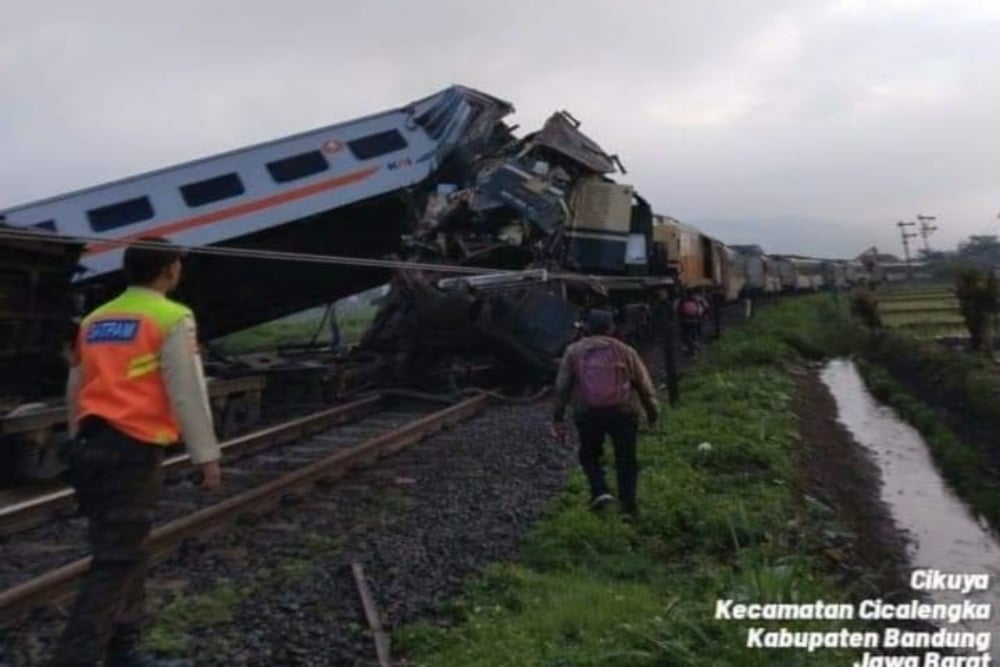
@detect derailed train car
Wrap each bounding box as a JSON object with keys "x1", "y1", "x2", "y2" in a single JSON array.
[
  {"x1": 0, "y1": 222, "x2": 82, "y2": 403},
  {"x1": 0, "y1": 222, "x2": 83, "y2": 482},
  {"x1": 355, "y1": 112, "x2": 676, "y2": 381}
]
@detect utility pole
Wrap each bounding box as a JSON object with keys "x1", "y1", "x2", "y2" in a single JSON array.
[
  {"x1": 898, "y1": 220, "x2": 918, "y2": 281},
  {"x1": 917, "y1": 214, "x2": 938, "y2": 255}
]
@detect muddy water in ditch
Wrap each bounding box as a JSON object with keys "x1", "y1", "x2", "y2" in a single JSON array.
[{"x1": 821, "y1": 359, "x2": 1000, "y2": 658}]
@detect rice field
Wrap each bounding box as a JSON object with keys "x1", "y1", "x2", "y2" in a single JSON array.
[{"x1": 877, "y1": 284, "x2": 966, "y2": 339}]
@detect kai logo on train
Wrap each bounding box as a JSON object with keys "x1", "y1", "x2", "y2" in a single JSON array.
[
  {"x1": 86, "y1": 319, "x2": 140, "y2": 343},
  {"x1": 386, "y1": 158, "x2": 414, "y2": 171}
]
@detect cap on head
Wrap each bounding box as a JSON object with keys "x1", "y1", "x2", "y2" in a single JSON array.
[
  {"x1": 585, "y1": 309, "x2": 615, "y2": 335},
  {"x1": 122, "y1": 236, "x2": 186, "y2": 286}
]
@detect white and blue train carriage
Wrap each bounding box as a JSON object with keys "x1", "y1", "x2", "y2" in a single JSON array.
[{"x1": 0, "y1": 86, "x2": 515, "y2": 337}]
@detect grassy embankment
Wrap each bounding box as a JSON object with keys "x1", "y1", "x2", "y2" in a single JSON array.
[
  {"x1": 210, "y1": 306, "x2": 376, "y2": 355},
  {"x1": 397, "y1": 298, "x2": 876, "y2": 666}
]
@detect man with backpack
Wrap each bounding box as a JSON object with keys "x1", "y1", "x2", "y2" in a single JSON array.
[
  {"x1": 678, "y1": 289, "x2": 706, "y2": 357},
  {"x1": 550, "y1": 309, "x2": 659, "y2": 517}
]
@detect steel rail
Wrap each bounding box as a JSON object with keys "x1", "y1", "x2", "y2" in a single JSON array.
[
  {"x1": 0, "y1": 395, "x2": 382, "y2": 536},
  {"x1": 0, "y1": 393, "x2": 488, "y2": 623}
]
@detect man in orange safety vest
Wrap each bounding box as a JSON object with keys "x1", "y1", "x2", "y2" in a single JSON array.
[{"x1": 50, "y1": 237, "x2": 221, "y2": 667}]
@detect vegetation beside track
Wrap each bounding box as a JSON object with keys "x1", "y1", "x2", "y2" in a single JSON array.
[
  {"x1": 397, "y1": 298, "x2": 875, "y2": 666},
  {"x1": 211, "y1": 306, "x2": 376, "y2": 355}
]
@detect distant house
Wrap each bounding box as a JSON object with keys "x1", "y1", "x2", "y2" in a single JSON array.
[{"x1": 853, "y1": 246, "x2": 898, "y2": 262}]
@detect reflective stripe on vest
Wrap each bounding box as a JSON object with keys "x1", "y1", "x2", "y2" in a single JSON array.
[{"x1": 76, "y1": 287, "x2": 193, "y2": 445}]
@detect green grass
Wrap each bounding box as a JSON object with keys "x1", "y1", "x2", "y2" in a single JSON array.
[
  {"x1": 888, "y1": 322, "x2": 968, "y2": 340},
  {"x1": 146, "y1": 583, "x2": 250, "y2": 654},
  {"x1": 877, "y1": 301, "x2": 958, "y2": 312},
  {"x1": 881, "y1": 311, "x2": 964, "y2": 327},
  {"x1": 878, "y1": 284, "x2": 951, "y2": 297},
  {"x1": 145, "y1": 532, "x2": 347, "y2": 654},
  {"x1": 397, "y1": 297, "x2": 873, "y2": 666},
  {"x1": 211, "y1": 306, "x2": 376, "y2": 355}
]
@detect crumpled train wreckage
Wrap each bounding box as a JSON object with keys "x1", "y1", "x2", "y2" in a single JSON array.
[{"x1": 350, "y1": 111, "x2": 670, "y2": 389}]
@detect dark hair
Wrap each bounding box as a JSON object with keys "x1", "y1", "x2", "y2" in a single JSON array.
[
  {"x1": 585, "y1": 309, "x2": 615, "y2": 335},
  {"x1": 122, "y1": 237, "x2": 185, "y2": 285}
]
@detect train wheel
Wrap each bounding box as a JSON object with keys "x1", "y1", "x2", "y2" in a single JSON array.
[
  {"x1": 220, "y1": 395, "x2": 254, "y2": 440},
  {"x1": 10, "y1": 433, "x2": 65, "y2": 482}
]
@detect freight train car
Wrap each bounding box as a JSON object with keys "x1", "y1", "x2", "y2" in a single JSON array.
[
  {"x1": 822, "y1": 260, "x2": 848, "y2": 289},
  {"x1": 719, "y1": 245, "x2": 747, "y2": 302},
  {"x1": 845, "y1": 260, "x2": 868, "y2": 285},
  {"x1": 650, "y1": 215, "x2": 724, "y2": 295},
  {"x1": 731, "y1": 245, "x2": 782, "y2": 296}
]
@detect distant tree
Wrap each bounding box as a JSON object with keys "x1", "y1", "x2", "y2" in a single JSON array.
[
  {"x1": 849, "y1": 287, "x2": 881, "y2": 328},
  {"x1": 916, "y1": 249, "x2": 952, "y2": 261},
  {"x1": 954, "y1": 267, "x2": 999, "y2": 353},
  {"x1": 957, "y1": 235, "x2": 1000, "y2": 264}
]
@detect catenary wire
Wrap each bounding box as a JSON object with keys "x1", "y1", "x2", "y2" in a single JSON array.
[{"x1": 0, "y1": 227, "x2": 673, "y2": 286}]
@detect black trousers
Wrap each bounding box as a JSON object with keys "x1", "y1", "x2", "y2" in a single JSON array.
[
  {"x1": 52, "y1": 422, "x2": 164, "y2": 665},
  {"x1": 574, "y1": 409, "x2": 639, "y2": 513},
  {"x1": 680, "y1": 320, "x2": 702, "y2": 353}
]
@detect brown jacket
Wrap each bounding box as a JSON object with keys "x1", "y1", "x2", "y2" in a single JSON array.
[{"x1": 553, "y1": 335, "x2": 659, "y2": 423}]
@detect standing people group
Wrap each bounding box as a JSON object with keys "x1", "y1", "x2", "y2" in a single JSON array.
[{"x1": 51, "y1": 237, "x2": 221, "y2": 667}]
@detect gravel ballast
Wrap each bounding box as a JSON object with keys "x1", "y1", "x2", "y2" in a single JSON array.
[{"x1": 3, "y1": 399, "x2": 579, "y2": 666}]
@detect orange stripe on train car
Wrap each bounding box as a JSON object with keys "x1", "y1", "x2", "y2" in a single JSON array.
[{"x1": 84, "y1": 165, "x2": 381, "y2": 257}]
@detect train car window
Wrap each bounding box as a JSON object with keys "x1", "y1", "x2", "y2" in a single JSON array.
[
  {"x1": 415, "y1": 90, "x2": 463, "y2": 140},
  {"x1": 427, "y1": 96, "x2": 463, "y2": 139},
  {"x1": 180, "y1": 173, "x2": 245, "y2": 207},
  {"x1": 266, "y1": 151, "x2": 329, "y2": 183},
  {"x1": 87, "y1": 197, "x2": 155, "y2": 231},
  {"x1": 346, "y1": 130, "x2": 408, "y2": 160},
  {"x1": 31, "y1": 220, "x2": 57, "y2": 231}
]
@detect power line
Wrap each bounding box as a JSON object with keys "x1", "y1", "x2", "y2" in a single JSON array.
[{"x1": 0, "y1": 226, "x2": 666, "y2": 287}]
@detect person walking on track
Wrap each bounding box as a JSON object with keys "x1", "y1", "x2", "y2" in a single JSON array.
[
  {"x1": 50, "y1": 237, "x2": 222, "y2": 667},
  {"x1": 549, "y1": 309, "x2": 659, "y2": 518}
]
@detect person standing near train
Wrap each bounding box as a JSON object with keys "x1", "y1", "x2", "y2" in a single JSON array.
[
  {"x1": 51, "y1": 237, "x2": 221, "y2": 667},
  {"x1": 677, "y1": 289, "x2": 707, "y2": 357},
  {"x1": 550, "y1": 309, "x2": 659, "y2": 518}
]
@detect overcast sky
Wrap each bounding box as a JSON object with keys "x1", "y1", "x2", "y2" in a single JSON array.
[{"x1": 2, "y1": 0, "x2": 999, "y2": 258}]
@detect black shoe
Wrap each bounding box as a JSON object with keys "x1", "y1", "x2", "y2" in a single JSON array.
[{"x1": 105, "y1": 630, "x2": 192, "y2": 667}]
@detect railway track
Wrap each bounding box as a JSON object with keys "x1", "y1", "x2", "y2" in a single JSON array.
[
  {"x1": 0, "y1": 394, "x2": 384, "y2": 537},
  {"x1": 0, "y1": 391, "x2": 489, "y2": 624}
]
